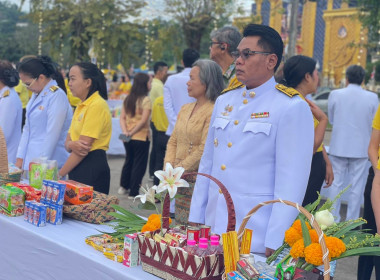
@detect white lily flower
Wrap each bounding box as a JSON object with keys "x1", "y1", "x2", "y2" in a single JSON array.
[
  {"x1": 154, "y1": 163, "x2": 189, "y2": 198},
  {"x1": 134, "y1": 184, "x2": 157, "y2": 204}
]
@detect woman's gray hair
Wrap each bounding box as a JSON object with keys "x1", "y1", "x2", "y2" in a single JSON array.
[{"x1": 192, "y1": 59, "x2": 225, "y2": 102}]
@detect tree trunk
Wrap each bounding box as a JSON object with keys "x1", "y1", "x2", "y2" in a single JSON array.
[{"x1": 287, "y1": 0, "x2": 299, "y2": 59}]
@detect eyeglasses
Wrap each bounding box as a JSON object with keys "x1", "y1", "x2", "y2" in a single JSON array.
[
  {"x1": 231, "y1": 49, "x2": 272, "y2": 60},
  {"x1": 22, "y1": 78, "x2": 37, "y2": 88},
  {"x1": 210, "y1": 41, "x2": 224, "y2": 47}
]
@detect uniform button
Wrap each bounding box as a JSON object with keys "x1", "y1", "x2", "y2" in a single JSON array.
[
  {"x1": 234, "y1": 120, "x2": 239, "y2": 125},
  {"x1": 243, "y1": 99, "x2": 248, "y2": 104},
  {"x1": 249, "y1": 91, "x2": 256, "y2": 98},
  {"x1": 214, "y1": 138, "x2": 218, "y2": 147},
  {"x1": 242, "y1": 90, "x2": 246, "y2": 97},
  {"x1": 227, "y1": 142, "x2": 232, "y2": 148},
  {"x1": 221, "y1": 164, "x2": 226, "y2": 170},
  {"x1": 219, "y1": 189, "x2": 223, "y2": 194}
]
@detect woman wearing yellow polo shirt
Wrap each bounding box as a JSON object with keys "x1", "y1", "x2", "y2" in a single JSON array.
[
  {"x1": 59, "y1": 62, "x2": 111, "y2": 194},
  {"x1": 370, "y1": 106, "x2": 380, "y2": 234},
  {"x1": 282, "y1": 55, "x2": 334, "y2": 205}
]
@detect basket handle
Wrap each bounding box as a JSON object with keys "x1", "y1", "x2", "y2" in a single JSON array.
[
  {"x1": 237, "y1": 199, "x2": 330, "y2": 280},
  {"x1": 181, "y1": 172, "x2": 236, "y2": 232},
  {"x1": 0, "y1": 127, "x2": 8, "y2": 173}
]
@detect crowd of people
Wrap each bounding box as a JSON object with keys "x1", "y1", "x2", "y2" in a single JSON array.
[{"x1": 1, "y1": 23, "x2": 380, "y2": 278}]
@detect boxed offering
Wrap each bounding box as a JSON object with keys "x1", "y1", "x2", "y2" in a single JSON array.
[
  {"x1": 123, "y1": 233, "x2": 140, "y2": 267},
  {"x1": 47, "y1": 203, "x2": 63, "y2": 225},
  {"x1": 63, "y1": 180, "x2": 93, "y2": 205},
  {"x1": 24, "y1": 201, "x2": 46, "y2": 227},
  {"x1": 0, "y1": 185, "x2": 25, "y2": 216},
  {"x1": 41, "y1": 180, "x2": 65, "y2": 205}
]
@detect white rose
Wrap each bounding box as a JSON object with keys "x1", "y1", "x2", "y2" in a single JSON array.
[{"x1": 315, "y1": 209, "x2": 335, "y2": 230}]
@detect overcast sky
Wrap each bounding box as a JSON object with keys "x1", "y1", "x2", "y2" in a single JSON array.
[{"x1": 8, "y1": 0, "x2": 253, "y2": 16}]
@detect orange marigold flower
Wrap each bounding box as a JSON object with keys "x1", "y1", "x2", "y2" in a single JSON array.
[
  {"x1": 325, "y1": 236, "x2": 346, "y2": 258},
  {"x1": 304, "y1": 243, "x2": 331, "y2": 266},
  {"x1": 309, "y1": 229, "x2": 327, "y2": 243},
  {"x1": 142, "y1": 222, "x2": 155, "y2": 232},
  {"x1": 285, "y1": 227, "x2": 302, "y2": 246},
  {"x1": 148, "y1": 214, "x2": 160, "y2": 222},
  {"x1": 291, "y1": 219, "x2": 311, "y2": 235},
  {"x1": 290, "y1": 239, "x2": 305, "y2": 258}
]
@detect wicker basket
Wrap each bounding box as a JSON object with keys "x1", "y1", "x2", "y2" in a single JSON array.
[
  {"x1": 236, "y1": 199, "x2": 331, "y2": 280},
  {"x1": 0, "y1": 127, "x2": 22, "y2": 185},
  {"x1": 138, "y1": 172, "x2": 236, "y2": 280},
  {"x1": 63, "y1": 191, "x2": 119, "y2": 224}
]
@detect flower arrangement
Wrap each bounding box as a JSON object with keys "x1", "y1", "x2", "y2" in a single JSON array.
[
  {"x1": 136, "y1": 163, "x2": 188, "y2": 234},
  {"x1": 267, "y1": 187, "x2": 380, "y2": 278}
]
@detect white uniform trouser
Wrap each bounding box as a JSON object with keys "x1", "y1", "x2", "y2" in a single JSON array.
[{"x1": 328, "y1": 155, "x2": 369, "y2": 222}]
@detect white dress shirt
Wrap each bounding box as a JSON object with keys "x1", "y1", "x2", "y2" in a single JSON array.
[
  {"x1": 328, "y1": 84, "x2": 379, "y2": 158},
  {"x1": 189, "y1": 77, "x2": 314, "y2": 253},
  {"x1": 0, "y1": 86, "x2": 22, "y2": 163},
  {"x1": 163, "y1": 68, "x2": 195, "y2": 136}
]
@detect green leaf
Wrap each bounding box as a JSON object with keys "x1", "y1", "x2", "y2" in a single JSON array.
[
  {"x1": 319, "y1": 185, "x2": 351, "y2": 212},
  {"x1": 300, "y1": 218, "x2": 311, "y2": 247},
  {"x1": 335, "y1": 247, "x2": 380, "y2": 259},
  {"x1": 333, "y1": 220, "x2": 367, "y2": 238}
]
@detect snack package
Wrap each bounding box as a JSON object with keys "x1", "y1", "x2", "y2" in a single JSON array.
[
  {"x1": 62, "y1": 180, "x2": 93, "y2": 205},
  {"x1": 33, "y1": 203, "x2": 47, "y2": 227},
  {"x1": 29, "y1": 158, "x2": 48, "y2": 189},
  {"x1": 226, "y1": 271, "x2": 246, "y2": 280},
  {"x1": 45, "y1": 160, "x2": 58, "y2": 181},
  {"x1": 237, "y1": 259, "x2": 259, "y2": 280},
  {"x1": 50, "y1": 181, "x2": 66, "y2": 205},
  {"x1": 123, "y1": 233, "x2": 140, "y2": 267},
  {"x1": 0, "y1": 185, "x2": 25, "y2": 216},
  {"x1": 7, "y1": 182, "x2": 41, "y2": 202},
  {"x1": 48, "y1": 204, "x2": 63, "y2": 225}
]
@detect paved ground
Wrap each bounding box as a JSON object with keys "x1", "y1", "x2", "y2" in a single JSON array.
[{"x1": 107, "y1": 129, "x2": 376, "y2": 280}]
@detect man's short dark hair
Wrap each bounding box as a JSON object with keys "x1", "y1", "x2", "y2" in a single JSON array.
[
  {"x1": 243, "y1": 24, "x2": 284, "y2": 72},
  {"x1": 182, "y1": 49, "x2": 200, "y2": 68},
  {"x1": 346, "y1": 65, "x2": 365, "y2": 85},
  {"x1": 153, "y1": 61, "x2": 168, "y2": 74}
]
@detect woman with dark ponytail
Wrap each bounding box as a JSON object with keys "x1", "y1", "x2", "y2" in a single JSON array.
[
  {"x1": 282, "y1": 55, "x2": 334, "y2": 206},
  {"x1": 0, "y1": 60, "x2": 22, "y2": 163},
  {"x1": 15, "y1": 56, "x2": 72, "y2": 171},
  {"x1": 59, "y1": 62, "x2": 111, "y2": 194}
]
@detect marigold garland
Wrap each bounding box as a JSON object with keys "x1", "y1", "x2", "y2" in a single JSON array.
[
  {"x1": 325, "y1": 236, "x2": 346, "y2": 258},
  {"x1": 291, "y1": 219, "x2": 311, "y2": 235},
  {"x1": 290, "y1": 239, "x2": 305, "y2": 258},
  {"x1": 304, "y1": 243, "x2": 331, "y2": 266},
  {"x1": 285, "y1": 227, "x2": 302, "y2": 246},
  {"x1": 141, "y1": 214, "x2": 172, "y2": 233}
]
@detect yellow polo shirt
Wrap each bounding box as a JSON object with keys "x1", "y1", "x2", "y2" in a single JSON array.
[
  {"x1": 372, "y1": 105, "x2": 380, "y2": 168},
  {"x1": 69, "y1": 91, "x2": 112, "y2": 151},
  {"x1": 152, "y1": 96, "x2": 168, "y2": 132}
]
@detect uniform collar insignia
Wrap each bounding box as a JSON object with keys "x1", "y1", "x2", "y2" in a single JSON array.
[
  {"x1": 275, "y1": 84, "x2": 299, "y2": 98},
  {"x1": 49, "y1": 85, "x2": 59, "y2": 92},
  {"x1": 2, "y1": 90, "x2": 10, "y2": 97},
  {"x1": 221, "y1": 83, "x2": 244, "y2": 94}
]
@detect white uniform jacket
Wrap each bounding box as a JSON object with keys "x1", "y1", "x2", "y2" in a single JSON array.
[
  {"x1": 163, "y1": 68, "x2": 195, "y2": 136},
  {"x1": 17, "y1": 79, "x2": 73, "y2": 170},
  {"x1": 188, "y1": 77, "x2": 314, "y2": 253},
  {"x1": 0, "y1": 87, "x2": 22, "y2": 163},
  {"x1": 328, "y1": 84, "x2": 378, "y2": 158}
]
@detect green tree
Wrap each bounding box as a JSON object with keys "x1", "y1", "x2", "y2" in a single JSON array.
[
  {"x1": 164, "y1": 0, "x2": 237, "y2": 52},
  {"x1": 28, "y1": 0, "x2": 146, "y2": 65},
  {"x1": 357, "y1": 0, "x2": 380, "y2": 52}
]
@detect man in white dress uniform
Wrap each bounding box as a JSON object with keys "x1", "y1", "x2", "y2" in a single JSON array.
[
  {"x1": 188, "y1": 24, "x2": 314, "y2": 256},
  {"x1": 327, "y1": 65, "x2": 378, "y2": 222}
]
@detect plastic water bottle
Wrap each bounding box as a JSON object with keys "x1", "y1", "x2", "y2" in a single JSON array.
[
  {"x1": 184, "y1": 239, "x2": 197, "y2": 255},
  {"x1": 209, "y1": 236, "x2": 223, "y2": 254},
  {"x1": 196, "y1": 241, "x2": 209, "y2": 257}
]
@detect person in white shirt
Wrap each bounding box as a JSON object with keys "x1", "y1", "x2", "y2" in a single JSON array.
[
  {"x1": 0, "y1": 60, "x2": 22, "y2": 163},
  {"x1": 328, "y1": 65, "x2": 379, "y2": 222},
  {"x1": 189, "y1": 24, "x2": 314, "y2": 256},
  {"x1": 164, "y1": 49, "x2": 199, "y2": 137}
]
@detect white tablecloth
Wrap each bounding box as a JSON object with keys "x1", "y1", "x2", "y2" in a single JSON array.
[
  {"x1": 108, "y1": 118, "x2": 125, "y2": 155},
  {"x1": 0, "y1": 215, "x2": 159, "y2": 280}
]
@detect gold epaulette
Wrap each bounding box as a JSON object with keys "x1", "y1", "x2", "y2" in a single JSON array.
[
  {"x1": 2, "y1": 90, "x2": 10, "y2": 97},
  {"x1": 221, "y1": 82, "x2": 245, "y2": 94},
  {"x1": 275, "y1": 84, "x2": 299, "y2": 98},
  {"x1": 49, "y1": 86, "x2": 59, "y2": 92}
]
